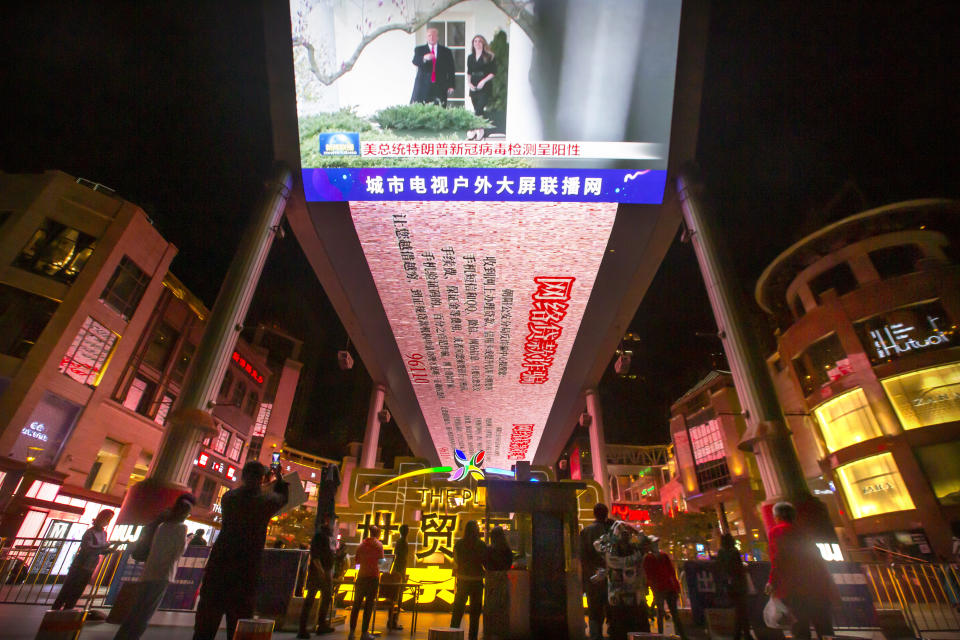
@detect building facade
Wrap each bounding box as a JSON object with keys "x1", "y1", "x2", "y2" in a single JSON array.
[
  {"x1": 757, "y1": 199, "x2": 960, "y2": 559},
  {"x1": 668, "y1": 370, "x2": 768, "y2": 556},
  {"x1": 0, "y1": 171, "x2": 302, "y2": 542}
]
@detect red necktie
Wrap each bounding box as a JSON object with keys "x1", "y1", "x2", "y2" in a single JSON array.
[{"x1": 431, "y1": 46, "x2": 437, "y2": 82}]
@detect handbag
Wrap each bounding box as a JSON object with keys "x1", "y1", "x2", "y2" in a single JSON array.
[{"x1": 763, "y1": 595, "x2": 796, "y2": 630}]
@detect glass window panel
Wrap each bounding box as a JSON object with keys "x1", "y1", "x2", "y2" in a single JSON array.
[
  {"x1": 84, "y1": 438, "x2": 124, "y2": 493},
  {"x1": 813, "y1": 388, "x2": 884, "y2": 452},
  {"x1": 454, "y1": 49, "x2": 465, "y2": 70},
  {"x1": 99, "y1": 256, "x2": 149, "y2": 320},
  {"x1": 835, "y1": 453, "x2": 915, "y2": 519},
  {"x1": 11, "y1": 392, "x2": 82, "y2": 466},
  {"x1": 212, "y1": 429, "x2": 230, "y2": 455},
  {"x1": 171, "y1": 342, "x2": 195, "y2": 383},
  {"x1": 15, "y1": 218, "x2": 97, "y2": 284},
  {"x1": 913, "y1": 442, "x2": 960, "y2": 506},
  {"x1": 0, "y1": 284, "x2": 59, "y2": 358},
  {"x1": 59, "y1": 317, "x2": 118, "y2": 386},
  {"x1": 154, "y1": 394, "x2": 174, "y2": 426},
  {"x1": 792, "y1": 333, "x2": 847, "y2": 396},
  {"x1": 881, "y1": 362, "x2": 960, "y2": 430},
  {"x1": 227, "y1": 436, "x2": 244, "y2": 462},
  {"x1": 448, "y1": 22, "x2": 465, "y2": 47},
  {"x1": 252, "y1": 403, "x2": 273, "y2": 438}
]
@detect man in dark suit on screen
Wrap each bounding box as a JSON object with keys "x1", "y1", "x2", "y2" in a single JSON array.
[{"x1": 411, "y1": 27, "x2": 456, "y2": 105}]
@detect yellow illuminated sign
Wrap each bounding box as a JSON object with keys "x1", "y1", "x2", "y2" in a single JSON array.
[
  {"x1": 835, "y1": 453, "x2": 915, "y2": 519},
  {"x1": 813, "y1": 387, "x2": 884, "y2": 452},
  {"x1": 882, "y1": 362, "x2": 960, "y2": 430}
]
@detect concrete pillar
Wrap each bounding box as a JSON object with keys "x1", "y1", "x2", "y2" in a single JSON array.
[
  {"x1": 676, "y1": 168, "x2": 833, "y2": 539},
  {"x1": 584, "y1": 389, "x2": 610, "y2": 503},
  {"x1": 360, "y1": 384, "x2": 386, "y2": 469},
  {"x1": 117, "y1": 163, "x2": 293, "y2": 524}
]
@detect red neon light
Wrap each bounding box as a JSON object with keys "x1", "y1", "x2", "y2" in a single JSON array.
[
  {"x1": 232, "y1": 351, "x2": 264, "y2": 385},
  {"x1": 611, "y1": 504, "x2": 651, "y2": 523},
  {"x1": 197, "y1": 452, "x2": 209, "y2": 468},
  {"x1": 226, "y1": 465, "x2": 237, "y2": 481}
]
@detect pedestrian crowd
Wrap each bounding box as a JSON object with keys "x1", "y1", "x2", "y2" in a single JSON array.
[{"x1": 44, "y1": 470, "x2": 835, "y2": 640}]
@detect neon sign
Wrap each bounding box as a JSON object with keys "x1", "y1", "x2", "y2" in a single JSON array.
[
  {"x1": 869, "y1": 316, "x2": 950, "y2": 360},
  {"x1": 231, "y1": 351, "x2": 264, "y2": 385},
  {"x1": 21, "y1": 422, "x2": 49, "y2": 442},
  {"x1": 358, "y1": 449, "x2": 512, "y2": 499}
]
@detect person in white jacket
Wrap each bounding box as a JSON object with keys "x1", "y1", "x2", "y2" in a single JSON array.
[{"x1": 114, "y1": 494, "x2": 194, "y2": 640}]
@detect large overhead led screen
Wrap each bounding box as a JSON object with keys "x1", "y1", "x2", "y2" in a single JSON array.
[
  {"x1": 351, "y1": 200, "x2": 616, "y2": 468},
  {"x1": 291, "y1": 0, "x2": 682, "y2": 203}
]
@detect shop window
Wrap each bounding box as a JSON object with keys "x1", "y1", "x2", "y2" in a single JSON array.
[
  {"x1": 813, "y1": 388, "x2": 883, "y2": 452},
  {"x1": 99, "y1": 256, "x2": 149, "y2": 320},
  {"x1": 809, "y1": 262, "x2": 858, "y2": 303},
  {"x1": 121, "y1": 376, "x2": 157, "y2": 416},
  {"x1": 84, "y1": 438, "x2": 124, "y2": 493},
  {"x1": 14, "y1": 218, "x2": 97, "y2": 284},
  {"x1": 913, "y1": 442, "x2": 960, "y2": 506},
  {"x1": 143, "y1": 321, "x2": 179, "y2": 370},
  {"x1": 869, "y1": 244, "x2": 922, "y2": 280},
  {"x1": 212, "y1": 428, "x2": 230, "y2": 455},
  {"x1": 854, "y1": 300, "x2": 955, "y2": 365},
  {"x1": 198, "y1": 477, "x2": 217, "y2": 507},
  {"x1": 835, "y1": 453, "x2": 915, "y2": 519},
  {"x1": 171, "y1": 342, "x2": 195, "y2": 384},
  {"x1": 129, "y1": 451, "x2": 153, "y2": 486},
  {"x1": 154, "y1": 394, "x2": 175, "y2": 426},
  {"x1": 792, "y1": 333, "x2": 847, "y2": 396},
  {"x1": 59, "y1": 317, "x2": 118, "y2": 387},
  {"x1": 227, "y1": 435, "x2": 244, "y2": 462},
  {"x1": 0, "y1": 285, "x2": 59, "y2": 358},
  {"x1": 882, "y1": 362, "x2": 960, "y2": 430}
]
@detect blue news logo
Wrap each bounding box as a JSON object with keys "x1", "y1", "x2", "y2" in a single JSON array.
[{"x1": 318, "y1": 132, "x2": 360, "y2": 156}]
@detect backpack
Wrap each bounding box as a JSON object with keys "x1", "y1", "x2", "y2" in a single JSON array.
[{"x1": 130, "y1": 516, "x2": 163, "y2": 562}]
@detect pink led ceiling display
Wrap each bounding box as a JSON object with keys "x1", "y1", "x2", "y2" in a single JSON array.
[{"x1": 350, "y1": 200, "x2": 616, "y2": 469}]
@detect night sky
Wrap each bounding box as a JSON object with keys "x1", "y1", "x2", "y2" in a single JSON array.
[{"x1": 3, "y1": 2, "x2": 957, "y2": 463}]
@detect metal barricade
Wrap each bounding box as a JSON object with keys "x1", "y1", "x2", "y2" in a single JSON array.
[
  {"x1": 862, "y1": 562, "x2": 960, "y2": 636},
  {"x1": 0, "y1": 536, "x2": 127, "y2": 607}
]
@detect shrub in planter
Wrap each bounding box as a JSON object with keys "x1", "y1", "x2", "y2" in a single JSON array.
[{"x1": 373, "y1": 103, "x2": 490, "y2": 132}]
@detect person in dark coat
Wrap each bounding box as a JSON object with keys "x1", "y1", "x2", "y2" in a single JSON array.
[
  {"x1": 387, "y1": 524, "x2": 409, "y2": 631},
  {"x1": 580, "y1": 503, "x2": 613, "y2": 640},
  {"x1": 450, "y1": 520, "x2": 487, "y2": 640},
  {"x1": 192, "y1": 461, "x2": 288, "y2": 640},
  {"x1": 466, "y1": 34, "x2": 496, "y2": 140},
  {"x1": 315, "y1": 464, "x2": 340, "y2": 530},
  {"x1": 52, "y1": 510, "x2": 116, "y2": 610},
  {"x1": 188, "y1": 529, "x2": 207, "y2": 546},
  {"x1": 410, "y1": 27, "x2": 455, "y2": 105},
  {"x1": 716, "y1": 533, "x2": 750, "y2": 640},
  {"x1": 299, "y1": 517, "x2": 336, "y2": 638}
]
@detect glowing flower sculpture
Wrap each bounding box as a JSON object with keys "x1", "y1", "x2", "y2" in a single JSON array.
[{"x1": 449, "y1": 449, "x2": 485, "y2": 482}]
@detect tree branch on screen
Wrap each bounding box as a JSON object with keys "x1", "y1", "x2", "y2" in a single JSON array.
[{"x1": 292, "y1": 0, "x2": 535, "y2": 87}]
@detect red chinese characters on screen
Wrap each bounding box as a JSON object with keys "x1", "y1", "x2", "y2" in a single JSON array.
[
  {"x1": 519, "y1": 276, "x2": 575, "y2": 384},
  {"x1": 507, "y1": 423, "x2": 535, "y2": 461}
]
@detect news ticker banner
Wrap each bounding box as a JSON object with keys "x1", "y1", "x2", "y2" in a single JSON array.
[{"x1": 304, "y1": 167, "x2": 667, "y2": 203}]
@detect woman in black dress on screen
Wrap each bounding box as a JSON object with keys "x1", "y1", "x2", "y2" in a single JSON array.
[{"x1": 467, "y1": 34, "x2": 496, "y2": 140}]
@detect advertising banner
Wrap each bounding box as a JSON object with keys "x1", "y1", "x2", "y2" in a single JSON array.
[{"x1": 289, "y1": 0, "x2": 682, "y2": 203}]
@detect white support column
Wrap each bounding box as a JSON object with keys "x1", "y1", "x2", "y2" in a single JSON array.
[
  {"x1": 360, "y1": 384, "x2": 386, "y2": 469},
  {"x1": 584, "y1": 389, "x2": 610, "y2": 503}
]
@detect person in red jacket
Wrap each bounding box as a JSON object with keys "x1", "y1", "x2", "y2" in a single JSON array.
[
  {"x1": 642, "y1": 537, "x2": 687, "y2": 640},
  {"x1": 351, "y1": 525, "x2": 384, "y2": 640},
  {"x1": 765, "y1": 501, "x2": 834, "y2": 640}
]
